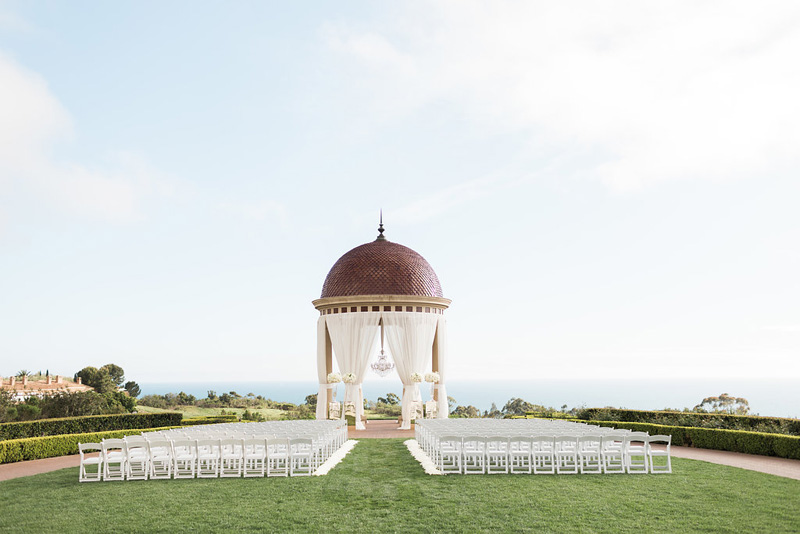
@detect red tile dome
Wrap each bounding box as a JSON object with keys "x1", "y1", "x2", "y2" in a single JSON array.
[{"x1": 321, "y1": 238, "x2": 444, "y2": 298}]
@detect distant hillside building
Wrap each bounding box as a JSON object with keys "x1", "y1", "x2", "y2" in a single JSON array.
[{"x1": 0, "y1": 375, "x2": 94, "y2": 402}]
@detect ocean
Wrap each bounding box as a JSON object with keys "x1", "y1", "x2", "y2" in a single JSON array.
[{"x1": 139, "y1": 378, "x2": 800, "y2": 418}]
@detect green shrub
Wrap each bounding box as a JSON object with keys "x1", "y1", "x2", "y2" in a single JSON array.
[
  {"x1": 523, "y1": 411, "x2": 577, "y2": 420},
  {"x1": 586, "y1": 420, "x2": 800, "y2": 459},
  {"x1": 576, "y1": 408, "x2": 800, "y2": 436},
  {"x1": 181, "y1": 415, "x2": 239, "y2": 426},
  {"x1": 0, "y1": 412, "x2": 182, "y2": 441},
  {"x1": 0, "y1": 426, "x2": 180, "y2": 464}
]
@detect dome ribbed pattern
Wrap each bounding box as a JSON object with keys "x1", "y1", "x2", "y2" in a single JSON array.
[{"x1": 321, "y1": 239, "x2": 443, "y2": 298}]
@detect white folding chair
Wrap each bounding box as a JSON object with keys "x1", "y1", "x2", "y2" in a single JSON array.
[
  {"x1": 554, "y1": 435, "x2": 579, "y2": 474},
  {"x1": 147, "y1": 439, "x2": 173, "y2": 480},
  {"x1": 243, "y1": 437, "x2": 267, "y2": 477},
  {"x1": 485, "y1": 436, "x2": 509, "y2": 474},
  {"x1": 172, "y1": 438, "x2": 197, "y2": 479},
  {"x1": 124, "y1": 436, "x2": 149, "y2": 481},
  {"x1": 625, "y1": 432, "x2": 649, "y2": 474},
  {"x1": 78, "y1": 442, "x2": 103, "y2": 482},
  {"x1": 601, "y1": 434, "x2": 626, "y2": 474},
  {"x1": 220, "y1": 438, "x2": 243, "y2": 478},
  {"x1": 196, "y1": 438, "x2": 221, "y2": 478},
  {"x1": 462, "y1": 436, "x2": 487, "y2": 474},
  {"x1": 578, "y1": 435, "x2": 603, "y2": 474},
  {"x1": 289, "y1": 438, "x2": 314, "y2": 476},
  {"x1": 425, "y1": 400, "x2": 438, "y2": 419},
  {"x1": 267, "y1": 438, "x2": 289, "y2": 477},
  {"x1": 647, "y1": 435, "x2": 672, "y2": 474},
  {"x1": 509, "y1": 436, "x2": 532, "y2": 474},
  {"x1": 532, "y1": 435, "x2": 555, "y2": 474},
  {"x1": 438, "y1": 435, "x2": 462, "y2": 475},
  {"x1": 410, "y1": 401, "x2": 424, "y2": 423},
  {"x1": 102, "y1": 438, "x2": 126, "y2": 481}
]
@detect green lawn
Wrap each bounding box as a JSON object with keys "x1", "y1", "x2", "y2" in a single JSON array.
[
  {"x1": 136, "y1": 405, "x2": 285, "y2": 420},
  {"x1": 1, "y1": 439, "x2": 798, "y2": 533},
  {"x1": 136, "y1": 405, "x2": 397, "y2": 421}
]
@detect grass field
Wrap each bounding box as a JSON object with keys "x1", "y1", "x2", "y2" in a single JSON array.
[
  {"x1": 1, "y1": 439, "x2": 798, "y2": 533},
  {"x1": 136, "y1": 405, "x2": 286, "y2": 420},
  {"x1": 136, "y1": 405, "x2": 399, "y2": 421}
]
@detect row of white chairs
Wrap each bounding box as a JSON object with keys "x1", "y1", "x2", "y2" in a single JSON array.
[
  {"x1": 416, "y1": 420, "x2": 671, "y2": 475},
  {"x1": 328, "y1": 400, "x2": 437, "y2": 421},
  {"x1": 79, "y1": 420, "x2": 347, "y2": 482}
]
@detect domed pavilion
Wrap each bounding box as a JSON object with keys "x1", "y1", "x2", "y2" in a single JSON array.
[{"x1": 312, "y1": 220, "x2": 451, "y2": 429}]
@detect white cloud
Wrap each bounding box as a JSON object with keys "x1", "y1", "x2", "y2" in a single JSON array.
[
  {"x1": 0, "y1": 51, "x2": 171, "y2": 223},
  {"x1": 762, "y1": 325, "x2": 800, "y2": 332},
  {"x1": 391, "y1": 175, "x2": 498, "y2": 225},
  {"x1": 324, "y1": 1, "x2": 800, "y2": 191},
  {"x1": 0, "y1": 51, "x2": 70, "y2": 175}
]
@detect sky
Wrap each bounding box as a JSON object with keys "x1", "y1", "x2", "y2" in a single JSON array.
[{"x1": 1, "y1": 1, "x2": 799, "y2": 386}]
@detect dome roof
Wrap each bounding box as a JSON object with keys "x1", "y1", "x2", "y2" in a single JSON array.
[{"x1": 321, "y1": 238, "x2": 444, "y2": 299}]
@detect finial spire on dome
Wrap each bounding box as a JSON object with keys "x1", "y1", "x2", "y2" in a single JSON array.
[{"x1": 377, "y1": 210, "x2": 386, "y2": 241}]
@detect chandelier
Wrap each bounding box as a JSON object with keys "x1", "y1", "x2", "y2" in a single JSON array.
[
  {"x1": 371, "y1": 319, "x2": 395, "y2": 377},
  {"x1": 371, "y1": 349, "x2": 395, "y2": 377}
]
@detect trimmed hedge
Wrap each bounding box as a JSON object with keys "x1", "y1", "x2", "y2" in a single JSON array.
[
  {"x1": 0, "y1": 426, "x2": 181, "y2": 464},
  {"x1": 585, "y1": 420, "x2": 800, "y2": 460},
  {"x1": 576, "y1": 408, "x2": 800, "y2": 436},
  {"x1": 522, "y1": 412, "x2": 577, "y2": 420},
  {"x1": 0, "y1": 412, "x2": 183, "y2": 441},
  {"x1": 181, "y1": 415, "x2": 239, "y2": 425}
]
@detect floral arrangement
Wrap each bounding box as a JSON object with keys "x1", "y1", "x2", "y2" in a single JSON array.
[
  {"x1": 327, "y1": 372, "x2": 342, "y2": 384},
  {"x1": 424, "y1": 372, "x2": 440, "y2": 383},
  {"x1": 342, "y1": 372, "x2": 357, "y2": 384},
  {"x1": 410, "y1": 372, "x2": 423, "y2": 383}
]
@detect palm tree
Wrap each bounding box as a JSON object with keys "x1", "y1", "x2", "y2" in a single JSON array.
[{"x1": 16, "y1": 370, "x2": 31, "y2": 379}]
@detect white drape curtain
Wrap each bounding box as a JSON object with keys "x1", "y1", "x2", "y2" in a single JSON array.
[
  {"x1": 382, "y1": 312, "x2": 439, "y2": 429},
  {"x1": 315, "y1": 316, "x2": 328, "y2": 420},
  {"x1": 325, "y1": 312, "x2": 381, "y2": 430},
  {"x1": 435, "y1": 315, "x2": 449, "y2": 419}
]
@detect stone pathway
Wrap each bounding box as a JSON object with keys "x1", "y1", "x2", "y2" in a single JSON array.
[
  {"x1": 670, "y1": 445, "x2": 800, "y2": 481},
  {"x1": 349, "y1": 419, "x2": 415, "y2": 439}
]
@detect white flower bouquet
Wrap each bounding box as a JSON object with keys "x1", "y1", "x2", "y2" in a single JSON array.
[
  {"x1": 342, "y1": 372, "x2": 357, "y2": 384},
  {"x1": 410, "y1": 372, "x2": 423, "y2": 383},
  {"x1": 327, "y1": 372, "x2": 342, "y2": 384},
  {"x1": 424, "y1": 372, "x2": 440, "y2": 383}
]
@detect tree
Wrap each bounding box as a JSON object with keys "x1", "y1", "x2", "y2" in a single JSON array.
[
  {"x1": 502, "y1": 397, "x2": 536, "y2": 416},
  {"x1": 124, "y1": 381, "x2": 141, "y2": 398},
  {"x1": 207, "y1": 390, "x2": 218, "y2": 401},
  {"x1": 100, "y1": 364, "x2": 125, "y2": 386},
  {"x1": 16, "y1": 370, "x2": 31, "y2": 378},
  {"x1": 485, "y1": 402, "x2": 502, "y2": 418},
  {"x1": 0, "y1": 389, "x2": 15, "y2": 423},
  {"x1": 693, "y1": 393, "x2": 750, "y2": 415},
  {"x1": 377, "y1": 392, "x2": 400, "y2": 405},
  {"x1": 36, "y1": 390, "x2": 131, "y2": 418},
  {"x1": 176, "y1": 391, "x2": 196, "y2": 405},
  {"x1": 305, "y1": 394, "x2": 317, "y2": 408},
  {"x1": 75, "y1": 366, "x2": 117, "y2": 394},
  {"x1": 452, "y1": 405, "x2": 481, "y2": 418}
]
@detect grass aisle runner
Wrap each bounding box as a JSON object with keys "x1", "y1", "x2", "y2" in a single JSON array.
[{"x1": 0, "y1": 439, "x2": 798, "y2": 533}]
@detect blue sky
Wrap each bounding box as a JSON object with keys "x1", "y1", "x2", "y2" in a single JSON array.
[{"x1": 1, "y1": 1, "x2": 798, "y2": 384}]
